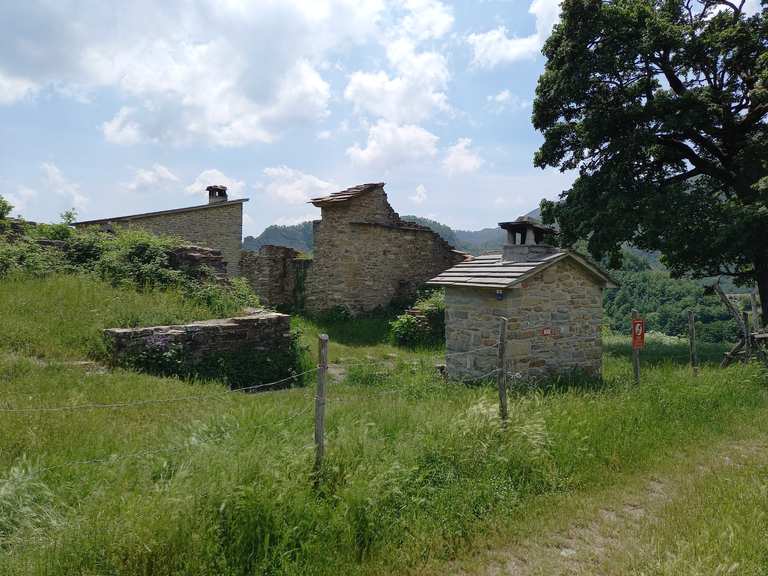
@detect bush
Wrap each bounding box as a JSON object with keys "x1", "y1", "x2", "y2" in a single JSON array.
[
  {"x1": 0, "y1": 195, "x2": 12, "y2": 220},
  {"x1": 389, "y1": 289, "x2": 445, "y2": 347},
  {"x1": 0, "y1": 241, "x2": 63, "y2": 277}
]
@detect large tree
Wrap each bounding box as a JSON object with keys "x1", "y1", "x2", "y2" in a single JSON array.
[{"x1": 534, "y1": 0, "x2": 768, "y2": 317}]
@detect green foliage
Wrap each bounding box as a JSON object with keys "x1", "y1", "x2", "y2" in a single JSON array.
[
  {"x1": 94, "y1": 228, "x2": 184, "y2": 288},
  {"x1": 534, "y1": 1, "x2": 768, "y2": 312},
  {"x1": 604, "y1": 264, "x2": 739, "y2": 343},
  {"x1": 389, "y1": 289, "x2": 445, "y2": 347},
  {"x1": 0, "y1": 195, "x2": 12, "y2": 220},
  {"x1": 0, "y1": 241, "x2": 63, "y2": 277}
]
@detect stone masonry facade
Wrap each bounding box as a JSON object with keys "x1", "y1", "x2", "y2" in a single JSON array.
[
  {"x1": 445, "y1": 258, "x2": 604, "y2": 381},
  {"x1": 240, "y1": 246, "x2": 311, "y2": 310},
  {"x1": 303, "y1": 184, "x2": 466, "y2": 315},
  {"x1": 103, "y1": 310, "x2": 295, "y2": 389},
  {"x1": 75, "y1": 198, "x2": 246, "y2": 278}
]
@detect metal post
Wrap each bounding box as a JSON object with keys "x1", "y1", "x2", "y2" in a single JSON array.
[
  {"x1": 314, "y1": 334, "x2": 328, "y2": 480},
  {"x1": 688, "y1": 310, "x2": 698, "y2": 376},
  {"x1": 496, "y1": 317, "x2": 508, "y2": 423},
  {"x1": 632, "y1": 309, "x2": 641, "y2": 385}
]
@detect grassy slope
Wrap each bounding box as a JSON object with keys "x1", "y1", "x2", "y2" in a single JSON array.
[{"x1": 0, "y1": 275, "x2": 766, "y2": 575}]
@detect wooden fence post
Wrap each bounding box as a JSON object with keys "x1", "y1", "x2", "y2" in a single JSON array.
[
  {"x1": 751, "y1": 289, "x2": 763, "y2": 332},
  {"x1": 632, "y1": 309, "x2": 641, "y2": 385},
  {"x1": 688, "y1": 310, "x2": 698, "y2": 376},
  {"x1": 496, "y1": 317, "x2": 508, "y2": 423},
  {"x1": 743, "y1": 311, "x2": 751, "y2": 361},
  {"x1": 314, "y1": 334, "x2": 328, "y2": 481}
]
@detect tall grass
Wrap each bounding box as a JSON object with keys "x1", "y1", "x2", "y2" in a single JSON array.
[
  {"x1": 0, "y1": 274, "x2": 220, "y2": 360},
  {"x1": 1, "y1": 354, "x2": 765, "y2": 574}
]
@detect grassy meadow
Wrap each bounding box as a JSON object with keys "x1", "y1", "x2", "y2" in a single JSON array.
[{"x1": 0, "y1": 274, "x2": 766, "y2": 575}]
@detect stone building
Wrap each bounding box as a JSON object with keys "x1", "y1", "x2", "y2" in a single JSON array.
[
  {"x1": 429, "y1": 217, "x2": 616, "y2": 381},
  {"x1": 304, "y1": 183, "x2": 467, "y2": 315},
  {"x1": 74, "y1": 185, "x2": 247, "y2": 277},
  {"x1": 240, "y1": 182, "x2": 466, "y2": 314}
]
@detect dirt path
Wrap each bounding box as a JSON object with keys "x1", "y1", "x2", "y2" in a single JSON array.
[{"x1": 457, "y1": 437, "x2": 767, "y2": 576}]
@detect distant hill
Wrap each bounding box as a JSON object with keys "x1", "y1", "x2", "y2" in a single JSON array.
[
  {"x1": 243, "y1": 221, "x2": 314, "y2": 254},
  {"x1": 242, "y1": 216, "x2": 507, "y2": 256}
]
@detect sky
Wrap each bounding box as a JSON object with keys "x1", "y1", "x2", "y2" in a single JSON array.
[{"x1": 0, "y1": 0, "x2": 576, "y2": 236}]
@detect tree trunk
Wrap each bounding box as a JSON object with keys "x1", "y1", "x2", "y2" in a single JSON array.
[{"x1": 756, "y1": 257, "x2": 768, "y2": 327}]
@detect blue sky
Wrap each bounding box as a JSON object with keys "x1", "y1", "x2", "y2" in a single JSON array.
[{"x1": 0, "y1": 0, "x2": 575, "y2": 235}]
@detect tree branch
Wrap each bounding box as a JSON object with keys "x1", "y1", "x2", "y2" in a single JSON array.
[{"x1": 657, "y1": 136, "x2": 733, "y2": 182}]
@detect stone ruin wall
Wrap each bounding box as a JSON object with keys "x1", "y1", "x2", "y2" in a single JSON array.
[
  {"x1": 303, "y1": 186, "x2": 466, "y2": 315},
  {"x1": 240, "y1": 246, "x2": 311, "y2": 310},
  {"x1": 241, "y1": 186, "x2": 465, "y2": 315},
  {"x1": 445, "y1": 258, "x2": 604, "y2": 381},
  {"x1": 103, "y1": 310, "x2": 295, "y2": 389}
]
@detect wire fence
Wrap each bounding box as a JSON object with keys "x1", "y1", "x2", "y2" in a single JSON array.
[{"x1": 3, "y1": 329, "x2": 505, "y2": 481}]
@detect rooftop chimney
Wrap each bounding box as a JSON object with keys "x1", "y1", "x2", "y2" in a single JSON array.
[
  {"x1": 207, "y1": 185, "x2": 228, "y2": 204},
  {"x1": 499, "y1": 217, "x2": 558, "y2": 263}
]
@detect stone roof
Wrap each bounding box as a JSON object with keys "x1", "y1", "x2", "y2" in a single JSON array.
[
  {"x1": 309, "y1": 182, "x2": 385, "y2": 207},
  {"x1": 73, "y1": 198, "x2": 249, "y2": 227},
  {"x1": 427, "y1": 250, "x2": 617, "y2": 289}
]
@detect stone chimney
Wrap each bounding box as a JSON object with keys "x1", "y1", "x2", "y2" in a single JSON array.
[
  {"x1": 207, "y1": 185, "x2": 228, "y2": 204},
  {"x1": 499, "y1": 217, "x2": 559, "y2": 262}
]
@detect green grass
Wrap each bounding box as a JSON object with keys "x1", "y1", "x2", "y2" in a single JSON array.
[
  {"x1": 0, "y1": 274, "x2": 766, "y2": 575},
  {"x1": 0, "y1": 274, "x2": 222, "y2": 361}
]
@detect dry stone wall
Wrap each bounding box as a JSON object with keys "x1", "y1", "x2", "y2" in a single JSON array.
[
  {"x1": 304, "y1": 186, "x2": 465, "y2": 315},
  {"x1": 103, "y1": 310, "x2": 299, "y2": 390},
  {"x1": 445, "y1": 258, "x2": 604, "y2": 381},
  {"x1": 240, "y1": 246, "x2": 311, "y2": 310}
]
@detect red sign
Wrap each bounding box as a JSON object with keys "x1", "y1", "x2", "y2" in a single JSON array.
[
  {"x1": 541, "y1": 327, "x2": 553, "y2": 336},
  {"x1": 632, "y1": 319, "x2": 645, "y2": 349}
]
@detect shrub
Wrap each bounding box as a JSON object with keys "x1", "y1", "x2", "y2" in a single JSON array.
[
  {"x1": 389, "y1": 289, "x2": 445, "y2": 347},
  {"x1": 0, "y1": 240, "x2": 63, "y2": 277},
  {"x1": 0, "y1": 195, "x2": 12, "y2": 219}
]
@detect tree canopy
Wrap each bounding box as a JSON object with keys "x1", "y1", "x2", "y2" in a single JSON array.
[{"x1": 534, "y1": 0, "x2": 768, "y2": 316}]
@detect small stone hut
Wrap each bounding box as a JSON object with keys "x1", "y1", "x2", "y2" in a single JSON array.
[
  {"x1": 428, "y1": 217, "x2": 616, "y2": 381},
  {"x1": 74, "y1": 185, "x2": 247, "y2": 278}
]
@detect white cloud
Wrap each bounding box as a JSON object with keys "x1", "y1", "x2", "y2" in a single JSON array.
[
  {"x1": 398, "y1": 0, "x2": 454, "y2": 41},
  {"x1": 347, "y1": 120, "x2": 439, "y2": 167},
  {"x1": 275, "y1": 212, "x2": 320, "y2": 226},
  {"x1": 0, "y1": 0, "x2": 385, "y2": 145},
  {"x1": 409, "y1": 184, "x2": 428, "y2": 204},
  {"x1": 467, "y1": 0, "x2": 560, "y2": 68},
  {"x1": 443, "y1": 138, "x2": 484, "y2": 175},
  {"x1": 5, "y1": 186, "x2": 37, "y2": 213},
  {"x1": 185, "y1": 169, "x2": 246, "y2": 199},
  {"x1": 41, "y1": 163, "x2": 88, "y2": 211},
  {"x1": 316, "y1": 129, "x2": 332, "y2": 140},
  {"x1": 487, "y1": 89, "x2": 531, "y2": 113},
  {"x1": 345, "y1": 38, "x2": 449, "y2": 124},
  {"x1": 262, "y1": 166, "x2": 335, "y2": 205},
  {"x1": 123, "y1": 164, "x2": 179, "y2": 192},
  {"x1": 102, "y1": 107, "x2": 142, "y2": 145},
  {"x1": 0, "y1": 71, "x2": 37, "y2": 105}
]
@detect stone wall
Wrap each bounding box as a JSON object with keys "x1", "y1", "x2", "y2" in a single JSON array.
[
  {"x1": 168, "y1": 245, "x2": 229, "y2": 283},
  {"x1": 445, "y1": 258, "x2": 604, "y2": 381},
  {"x1": 240, "y1": 245, "x2": 311, "y2": 310},
  {"x1": 78, "y1": 202, "x2": 244, "y2": 278},
  {"x1": 103, "y1": 310, "x2": 299, "y2": 390},
  {"x1": 304, "y1": 186, "x2": 465, "y2": 315}
]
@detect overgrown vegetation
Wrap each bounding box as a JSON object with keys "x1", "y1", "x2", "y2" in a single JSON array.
[
  {"x1": 0, "y1": 198, "x2": 259, "y2": 318},
  {"x1": 389, "y1": 289, "x2": 445, "y2": 348}
]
